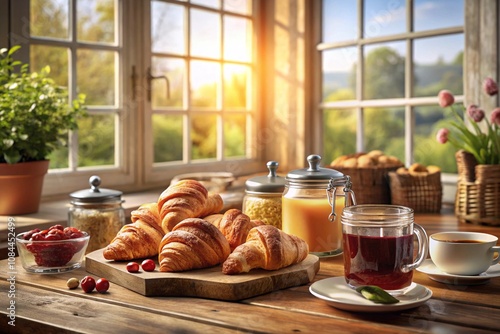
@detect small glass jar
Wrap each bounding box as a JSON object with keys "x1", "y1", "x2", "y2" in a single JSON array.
[
  {"x1": 68, "y1": 175, "x2": 125, "y2": 254},
  {"x1": 282, "y1": 154, "x2": 356, "y2": 257},
  {"x1": 242, "y1": 161, "x2": 285, "y2": 229}
]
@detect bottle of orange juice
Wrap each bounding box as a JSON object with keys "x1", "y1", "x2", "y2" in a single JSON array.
[{"x1": 282, "y1": 155, "x2": 356, "y2": 257}]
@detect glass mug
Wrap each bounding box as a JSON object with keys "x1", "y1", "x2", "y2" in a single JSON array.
[{"x1": 341, "y1": 205, "x2": 428, "y2": 295}]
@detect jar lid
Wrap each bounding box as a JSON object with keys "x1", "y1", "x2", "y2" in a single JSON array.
[
  {"x1": 286, "y1": 154, "x2": 345, "y2": 184},
  {"x1": 70, "y1": 175, "x2": 123, "y2": 203},
  {"x1": 245, "y1": 161, "x2": 286, "y2": 194}
]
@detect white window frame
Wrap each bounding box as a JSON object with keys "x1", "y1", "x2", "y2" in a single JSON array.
[{"x1": 2, "y1": 0, "x2": 264, "y2": 198}]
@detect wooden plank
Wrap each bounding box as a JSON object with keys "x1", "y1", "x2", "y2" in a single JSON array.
[
  {"x1": 85, "y1": 249, "x2": 320, "y2": 300},
  {"x1": 0, "y1": 281, "x2": 238, "y2": 334}
]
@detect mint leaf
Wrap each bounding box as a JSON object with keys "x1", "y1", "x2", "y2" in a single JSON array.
[{"x1": 356, "y1": 286, "x2": 400, "y2": 304}]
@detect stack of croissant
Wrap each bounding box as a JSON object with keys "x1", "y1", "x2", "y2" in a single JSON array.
[{"x1": 103, "y1": 179, "x2": 309, "y2": 274}]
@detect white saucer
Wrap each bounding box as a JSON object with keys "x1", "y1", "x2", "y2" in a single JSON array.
[
  {"x1": 417, "y1": 259, "x2": 500, "y2": 285},
  {"x1": 309, "y1": 277, "x2": 432, "y2": 313}
]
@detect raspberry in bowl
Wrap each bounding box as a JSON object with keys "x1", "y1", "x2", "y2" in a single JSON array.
[{"x1": 16, "y1": 225, "x2": 90, "y2": 273}]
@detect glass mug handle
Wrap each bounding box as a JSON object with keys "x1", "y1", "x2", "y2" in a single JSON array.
[{"x1": 402, "y1": 223, "x2": 429, "y2": 273}]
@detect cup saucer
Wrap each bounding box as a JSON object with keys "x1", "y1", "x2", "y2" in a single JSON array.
[
  {"x1": 309, "y1": 277, "x2": 432, "y2": 313},
  {"x1": 417, "y1": 259, "x2": 500, "y2": 285}
]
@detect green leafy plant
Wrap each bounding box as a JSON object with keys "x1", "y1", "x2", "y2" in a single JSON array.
[{"x1": 0, "y1": 45, "x2": 86, "y2": 164}]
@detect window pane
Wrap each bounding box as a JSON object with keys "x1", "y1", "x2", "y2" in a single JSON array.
[
  {"x1": 363, "y1": 0, "x2": 406, "y2": 38},
  {"x1": 192, "y1": 114, "x2": 217, "y2": 160},
  {"x1": 322, "y1": 0, "x2": 357, "y2": 43},
  {"x1": 151, "y1": 1, "x2": 185, "y2": 55},
  {"x1": 414, "y1": 0, "x2": 464, "y2": 32},
  {"x1": 414, "y1": 105, "x2": 458, "y2": 173},
  {"x1": 78, "y1": 114, "x2": 115, "y2": 167},
  {"x1": 30, "y1": 45, "x2": 69, "y2": 88},
  {"x1": 224, "y1": 114, "x2": 246, "y2": 157},
  {"x1": 192, "y1": 0, "x2": 219, "y2": 9},
  {"x1": 77, "y1": 0, "x2": 116, "y2": 44},
  {"x1": 322, "y1": 47, "x2": 357, "y2": 102},
  {"x1": 224, "y1": 64, "x2": 249, "y2": 109},
  {"x1": 364, "y1": 42, "x2": 405, "y2": 99},
  {"x1": 191, "y1": 9, "x2": 220, "y2": 59},
  {"x1": 191, "y1": 60, "x2": 220, "y2": 108},
  {"x1": 323, "y1": 108, "x2": 357, "y2": 164},
  {"x1": 152, "y1": 57, "x2": 185, "y2": 108},
  {"x1": 30, "y1": 0, "x2": 69, "y2": 39},
  {"x1": 223, "y1": 0, "x2": 251, "y2": 15},
  {"x1": 153, "y1": 114, "x2": 183, "y2": 163},
  {"x1": 77, "y1": 49, "x2": 116, "y2": 106},
  {"x1": 364, "y1": 107, "x2": 405, "y2": 161},
  {"x1": 413, "y1": 34, "x2": 463, "y2": 97},
  {"x1": 48, "y1": 140, "x2": 69, "y2": 169},
  {"x1": 224, "y1": 16, "x2": 252, "y2": 62}
]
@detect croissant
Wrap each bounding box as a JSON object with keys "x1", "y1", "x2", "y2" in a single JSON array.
[
  {"x1": 222, "y1": 225, "x2": 309, "y2": 275},
  {"x1": 158, "y1": 180, "x2": 223, "y2": 233},
  {"x1": 206, "y1": 209, "x2": 265, "y2": 251},
  {"x1": 103, "y1": 202, "x2": 164, "y2": 261},
  {"x1": 158, "y1": 218, "x2": 231, "y2": 272}
]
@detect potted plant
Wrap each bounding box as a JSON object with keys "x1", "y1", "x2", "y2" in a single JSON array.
[
  {"x1": 0, "y1": 45, "x2": 86, "y2": 215},
  {"x1": 436, "y1": 78, "x2": 500, "y2": 225}
]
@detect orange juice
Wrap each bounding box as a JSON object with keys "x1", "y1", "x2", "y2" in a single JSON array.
[{"x1": 282, "y1": 196, "x2": 345, "y2": 254}]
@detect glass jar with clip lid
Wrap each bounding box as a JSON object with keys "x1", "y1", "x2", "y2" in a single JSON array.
[{"x1": 282, "y1": 154, "x2": 356, "y2": 257}]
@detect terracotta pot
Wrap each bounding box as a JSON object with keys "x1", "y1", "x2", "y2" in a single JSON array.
[{"x1": 0, "y1": 160, "x2": 49, "y2": 215}]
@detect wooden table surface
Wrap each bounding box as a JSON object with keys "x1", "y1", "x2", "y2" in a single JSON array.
[{"x1": 2, "y1": 212, "x2": 500, "y2": 334}]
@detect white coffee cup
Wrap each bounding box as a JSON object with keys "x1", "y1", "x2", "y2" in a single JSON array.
[{"x1": 429, "y1": 232, "x2": 500, "y2": 275}]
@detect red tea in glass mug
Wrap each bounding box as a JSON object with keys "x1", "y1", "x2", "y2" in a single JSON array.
[{"x1": 341, "y1": 205, "x2": 428, "y2": 295}]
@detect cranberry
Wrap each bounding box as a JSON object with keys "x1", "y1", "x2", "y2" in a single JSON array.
[
  {"x1": 23, "y1": 228, "x2": 40, "y2": 240},
  {"x1": 81, "y1": 276, "x2": 96, "y2": 293},
  {"x1": 141, "y1": 259, "x2": 156, "y2": 272},
  {"x1": 126, "y1": 262, "x2": 140, "y2": 273},
  {"x1": 95, "y1": 278, "x2": 110, "y2": 293}
]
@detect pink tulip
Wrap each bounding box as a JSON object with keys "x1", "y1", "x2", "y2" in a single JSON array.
[
  {"x1": 491, "y1": 108, "x2": 500, "y2": 125},
  {"x1": 438, "y1": 90, "x2": 454, "y2": 107},
  {"x1": 436, "y1": 128, "x2": 449, "y2": 144},
  {"x1": 467, "y1": 104, "x2": 485, "y2": 122},
  {"x1": 483, "y1": 77, "x2": 498, "y2": 96}
]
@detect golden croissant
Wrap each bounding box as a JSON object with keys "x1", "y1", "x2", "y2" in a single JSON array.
[
  {"x1": 103, "y1": 202, "x2": 164, "y2": 261},
  {"x1": 158, "y1": 218, "x2": 231, "y2": 272},
  {"x1": 204, "y1": 209, "x2": 264, "y2": 251},
  {"x1": 222, "y1": 225, "x2": 309, "y2": 275},
  {"x1": 158, "y1": 179, "x2": 223, "y2": 233}
]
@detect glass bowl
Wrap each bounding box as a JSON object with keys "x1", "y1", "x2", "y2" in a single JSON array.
[{"x1": 16, "y1": 231, "x2": 90, "y2": 274}]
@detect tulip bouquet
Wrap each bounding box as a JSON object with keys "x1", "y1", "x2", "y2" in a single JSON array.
[{"x1": 436, "y1": 77, "x2": 500, "y2": 165}]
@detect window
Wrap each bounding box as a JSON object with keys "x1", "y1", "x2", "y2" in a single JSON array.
[
  {"x1": 3, "y1": 0, "x2": 261, "y2": 196},
  {"x1": 319, "y1": 0, "x2": 464, "y2": 173}
]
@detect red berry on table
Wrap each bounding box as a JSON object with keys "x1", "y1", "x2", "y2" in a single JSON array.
[
  {"x1": 141, "y1": 259, "x2": 156, "y2": 272},
  {"x1": 126, "y1": 262, "x2": 140, "y2": 273},
  {"x1": 95, "y1": 278, "x2": 110, "y2": 293},
  {"x1": 81, "y1": 276, "x2": 96, "y2": 293}
]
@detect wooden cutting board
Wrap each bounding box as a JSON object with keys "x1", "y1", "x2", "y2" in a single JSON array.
[{"x1": 85, "y1": 249, "x2": 320, "y2": 301}]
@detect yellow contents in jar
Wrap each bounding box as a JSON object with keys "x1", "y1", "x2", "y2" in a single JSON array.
[
  {"x1": 243, "y1": 195, "x2": 282, "y2": 229},
  {"x1": 282, "y1": 196, "x2": 344, "y2": 253}
]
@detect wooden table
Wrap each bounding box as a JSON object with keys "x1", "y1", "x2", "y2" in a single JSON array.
[{"x1": 2, "y1": 213, "x2": 500, "y2": 333}]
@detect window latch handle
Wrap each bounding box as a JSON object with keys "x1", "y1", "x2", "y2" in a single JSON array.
[{"x1": 147, "y1": 67, "x2": 170, "y2": 102}]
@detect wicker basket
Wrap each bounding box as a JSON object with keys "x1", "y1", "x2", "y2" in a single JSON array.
[
  {"x1": 328, "y1": 165, "x2": 403, "y2": 204},
  {"x1": 388, "y1": 171, "x2": 442, "y2": 213},
  {"x1": 455, "y1": 150, "x2": 500, "y2": 226}
]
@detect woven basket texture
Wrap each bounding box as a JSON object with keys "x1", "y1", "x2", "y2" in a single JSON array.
[{"x1": 455, "y1": 150, "x2": 500, "y2": 226}]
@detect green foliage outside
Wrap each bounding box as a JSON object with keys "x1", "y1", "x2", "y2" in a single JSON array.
[{"x1": 323, "y1": 46, "x2": 463, "y2": 173}]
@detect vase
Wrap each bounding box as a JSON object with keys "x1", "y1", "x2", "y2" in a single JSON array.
[
  {"x1": 455, "y1": 150, "x2": 500, "y2": 226},
  {"x1": 0, "y1": 160, "x2": 49, "y2": 215}
]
